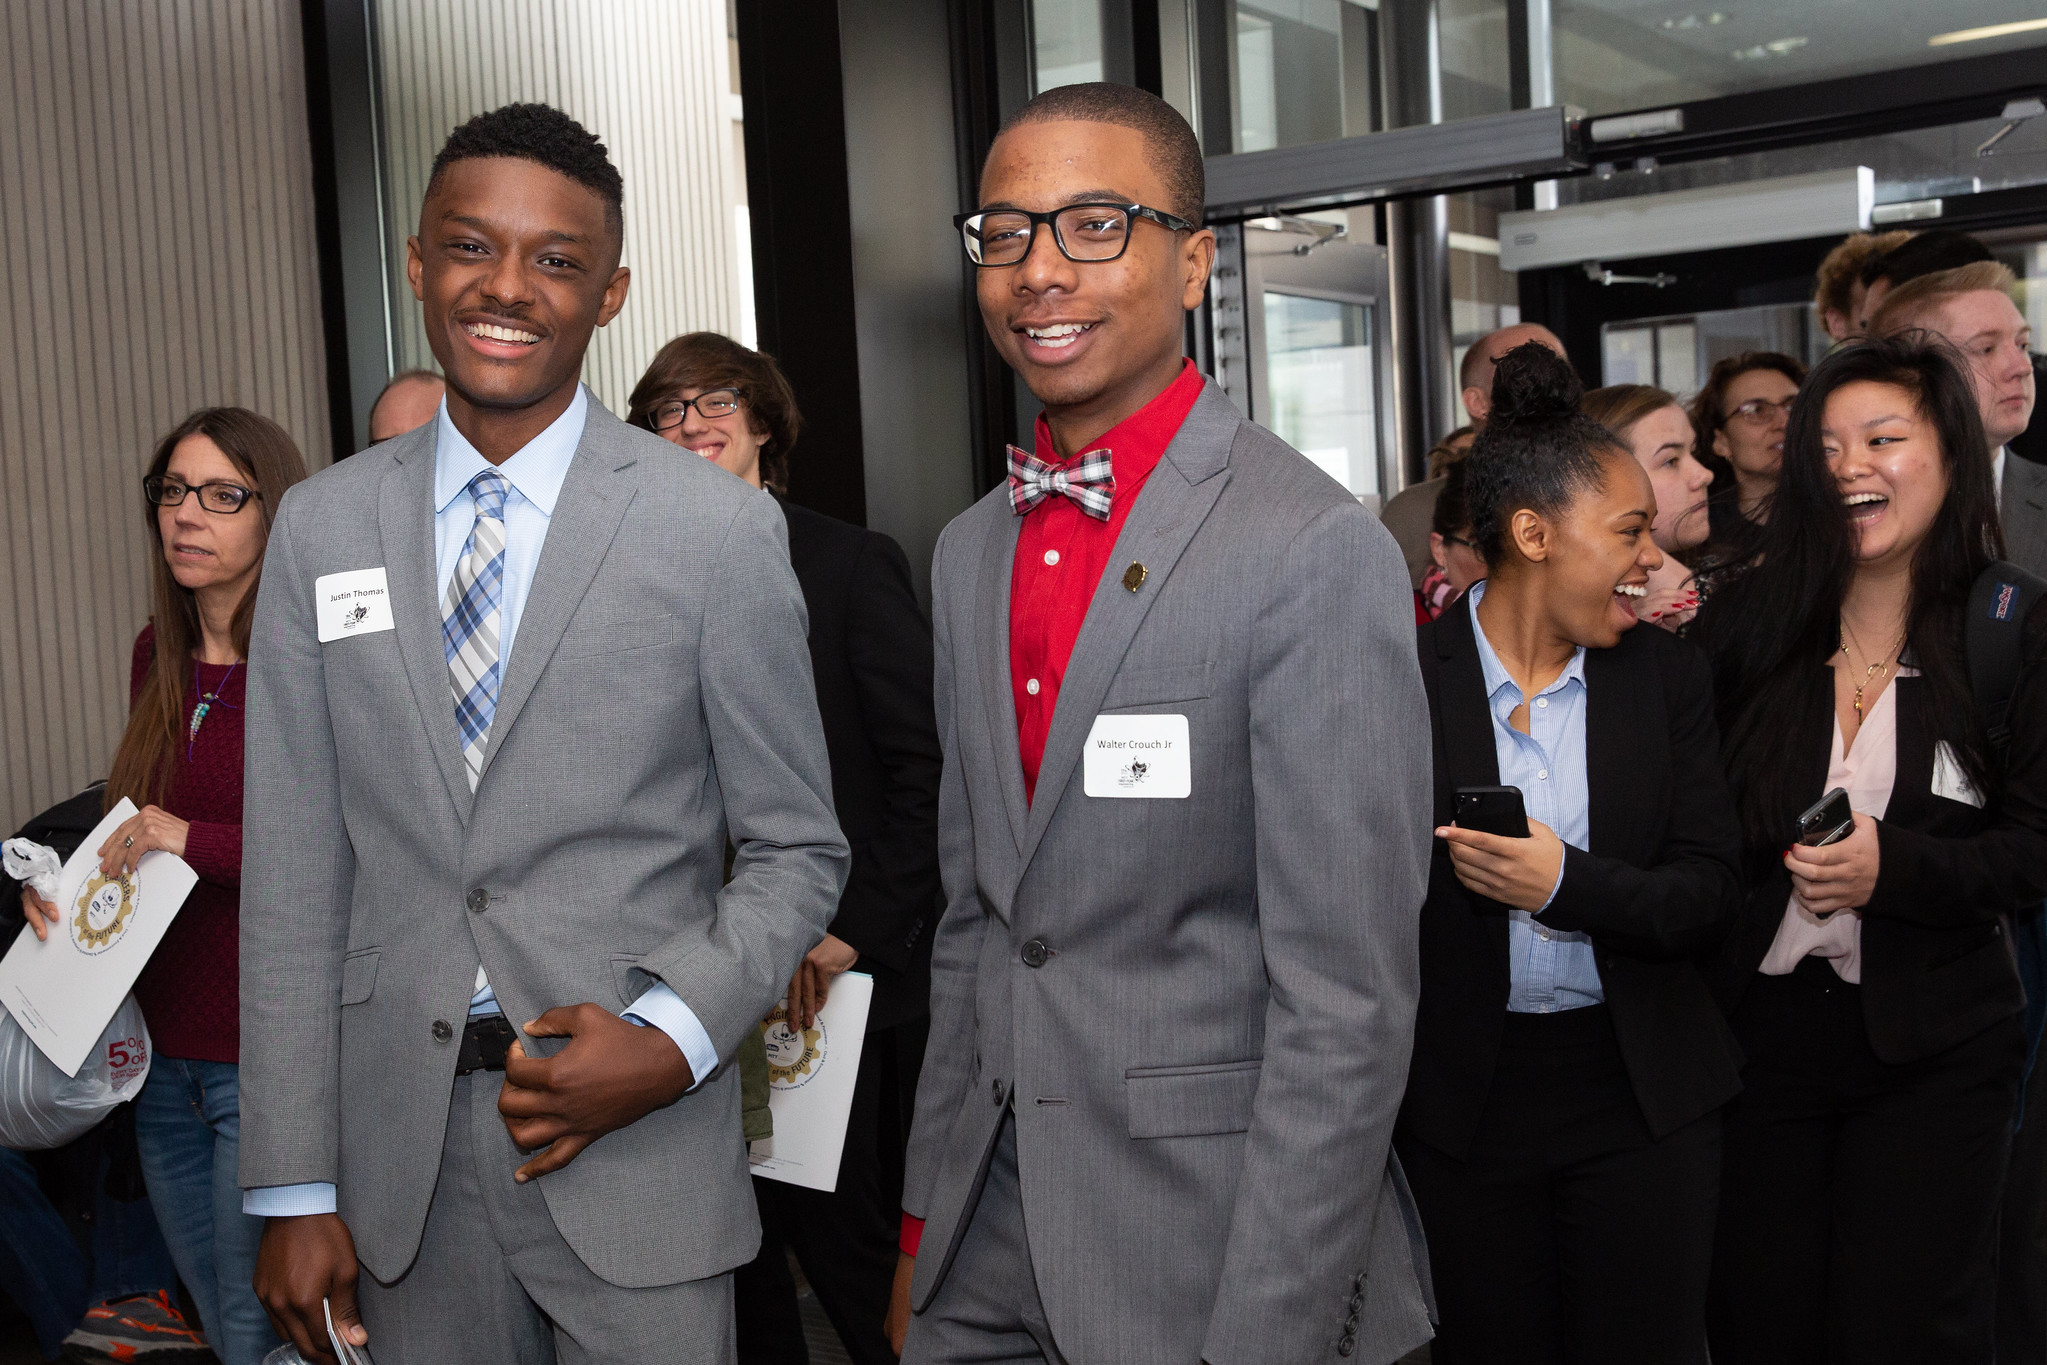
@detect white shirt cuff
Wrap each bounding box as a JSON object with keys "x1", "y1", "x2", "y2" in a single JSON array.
[
  {"x1": 1537, "y1": 847, "x2": 1569, "y2": 913},
  {"x1": 243, "y1": 1182, "x2": 338, "y2": 1218},
  {"x1": 622, "y1": 981, "x2": 719, "y2": 1092}
]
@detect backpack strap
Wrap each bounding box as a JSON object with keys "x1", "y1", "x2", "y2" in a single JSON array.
[{"x1": 1967, "y1": 560, "x2": 2047, "y2": 755}]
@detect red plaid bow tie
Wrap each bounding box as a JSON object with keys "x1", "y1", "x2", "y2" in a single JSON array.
[{"x1": 1006, "y1": 445, "x2": 1115, "y2": 520}]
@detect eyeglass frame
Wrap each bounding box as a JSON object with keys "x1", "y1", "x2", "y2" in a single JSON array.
[
  {"x1": 649, "y1": 388, "x2": 744, "y2": 433},
  {"x1": 953, "y1": 202, "x2": 1195, "y2": 267},
  {"x1": 1438, "y1": 533, "x2": 1481, "y2": 553},
  {"x1": 143, "y1": 474, "x2": 262, "y2": 514},
  {"x1": 1724, "y1": 395, "x2": 1797, "y2": 425}
]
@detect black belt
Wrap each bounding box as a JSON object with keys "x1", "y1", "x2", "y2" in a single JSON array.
[{"x1": 455, "y1": 1015, "x2": 519, "y2": 1075}]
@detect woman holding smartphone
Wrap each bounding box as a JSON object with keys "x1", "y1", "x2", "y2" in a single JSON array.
[
  {"x1": 1696, "y1": 335, "x2": 2047, "y2": 1362},
  {"x1": 1398, "y1": 343, "x2": 1745, "y2": 1363}
]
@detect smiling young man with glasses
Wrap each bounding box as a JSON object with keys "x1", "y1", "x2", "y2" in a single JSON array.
[{"x1": 891, "y1": 83, "x2": 1434, "y2": 1365}]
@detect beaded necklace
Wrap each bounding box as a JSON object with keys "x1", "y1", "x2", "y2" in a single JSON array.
[{"x1": 187, "y1": 657, "x2": 242, "y2": 761}]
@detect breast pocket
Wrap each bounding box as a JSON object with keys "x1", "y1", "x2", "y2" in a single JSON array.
[
  {"x1": 1102, "y1": 661, "x2": 1213, "y2": 711},
  {"x1": 1124, "y1": 1058, "x2": 1262, "y2": 1139},
  {"x1": 561, "y1": 615, "x2": 683, "y2": 659},
  {"x1": 339, "y1": 948, "x2": 381, "y2": 1006}
]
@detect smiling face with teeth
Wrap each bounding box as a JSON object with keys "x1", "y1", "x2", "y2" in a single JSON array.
[
  {"x1": 408, "y1": 156, "x2": 631, "y2": 463},
  {"x1": 1822, "y1": 380, "x2": 1950, "y2": 574},
  {"x1": 974, "y1": 120, "x2": 1216, "y2": 457},
  {"x1": 1484, "y1": 449, "x2": 1664, "y2": 653}
]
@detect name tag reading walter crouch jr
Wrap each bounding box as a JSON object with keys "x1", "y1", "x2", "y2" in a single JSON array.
[
  {"x1": 1083, "y1": 713, "x2": 1191, "y2": 799},
  {"x1": 315, "y1": 567, "x2": 396, "y2": 642}
]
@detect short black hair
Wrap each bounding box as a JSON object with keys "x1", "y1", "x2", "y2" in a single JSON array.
[
  {"x1": 1860, "y1": 229, "x2": 1991, "y2": 289},
  {"x1": 997, "y1": 83, "x2": 1205, "y2": 226},
  {"x1": 426, "y1": 103, "x2": 624, "y2": 239},
  {"x1": 1464, "y1": 342, "x2": 1623, "y2": 564}
]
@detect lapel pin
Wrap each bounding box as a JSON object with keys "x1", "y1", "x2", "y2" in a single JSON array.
[{"x1": 1122, "y1": 562, "x2": 1148, "y2": 593}]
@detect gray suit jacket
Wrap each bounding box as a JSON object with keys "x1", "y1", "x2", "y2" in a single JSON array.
[
  {"x1": 2005, "y1": 453, "x2": 2047, "y2": 581},
  {"x1": 903, "y1": 382, "x2": 1435, "y2": 1365},
  {"x1": 238, "y1": 399, "x2": 848, "y2": 1288}
]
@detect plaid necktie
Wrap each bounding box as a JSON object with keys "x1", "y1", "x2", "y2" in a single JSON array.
[
  {"x1": 1007, "y1": 444, "x2": 1115, "y2": 520},
  {"x1": 442, "y1": 470, "x2": 509, "y2": 790}
]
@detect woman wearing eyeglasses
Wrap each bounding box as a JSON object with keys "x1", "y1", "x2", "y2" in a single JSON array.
[
  {"x1": 628, "y1": 334, "x2": 942, "y2": 1365},
  {"x1": 21, "y1": 407, "x2": 307, "y2": 1365},
  {"x1": 1689, "y1": 352, "x2": 1807, "y2": 557}
]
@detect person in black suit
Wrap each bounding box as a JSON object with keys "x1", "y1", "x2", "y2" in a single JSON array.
[
  {"x1": 1398, "y1": 343, "x2": 1745, "y2": 1364},
  {"x1": 630, "y1": 333, "x2": 941, "y2": 1365},
  {"x1": 1694, "y1": 334, "x2": 2047, "y2": 1363}
]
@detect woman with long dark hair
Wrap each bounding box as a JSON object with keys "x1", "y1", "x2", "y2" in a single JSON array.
[
  {"x1": 1399, "y1": 343, "x2": 1744, "y2": 1362},
  {"x1": 23, "y1": 408, "x2": 307, "y2": 1365},
  {"x1": 1695, "y1": 335, "x2": 2047, "y2": 1362}
]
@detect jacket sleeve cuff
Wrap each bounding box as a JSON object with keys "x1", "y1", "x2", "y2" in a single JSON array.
[
  {"x1": 623, "y1": 981, "x2": 720, "y2": 1092},
  {"x1": 243, "y1": 1182, "x2": 337, "y2": 1217},
  {"x1": 900, "y1": 1213, "x2": 924, "y2": 1257}
]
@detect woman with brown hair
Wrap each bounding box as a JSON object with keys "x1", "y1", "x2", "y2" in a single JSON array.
[
  {"x1": 1689, "y1": 351, "x2": 1807, "y2": 557},
  {"x1": 630, "y1": 334, "x2": 941, "y2": 1365},
  {"x1": 1584, "y1": 382, "x2": 1714, "y2": 630},
  {"x1": 22, "y1": 407, "x2": 307, "y2": 1365}
]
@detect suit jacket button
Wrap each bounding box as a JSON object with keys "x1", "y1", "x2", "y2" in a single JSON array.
[
  {"x1": 432, "y1": 1019, "x2": 454, "y2": 1043},
  {"x1": 467, "y1": 887, "x2": 489, "y2": 913},
  {"x1": 1337, "y1": 1338, "x2": 1355, "y2": 1357},
  {"x1": 991, "y1": 1079, "x2": 1005, "y2": 1106},
  {"x1": 1021, "y1": 938, "x2": 1050, "y2": 968}
]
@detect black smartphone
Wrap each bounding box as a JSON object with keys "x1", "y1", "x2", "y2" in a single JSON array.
[
  {"x1": 1454, "y1": 785, "x2": 1530, "y2": 839},
  {"x1": 1796, "y1": 787, "x2": 1855, "y2": 848}
]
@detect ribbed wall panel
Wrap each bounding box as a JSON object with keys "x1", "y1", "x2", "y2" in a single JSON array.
[
  {"x1": 375, "y1": 0, "x2": 741, "y2": 418},
  {"x1": 0, "y1": 0, "x2": 330, "y2": 832}
]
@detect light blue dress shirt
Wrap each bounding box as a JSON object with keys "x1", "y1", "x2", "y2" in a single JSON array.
[
  {"x1": 1466, "y1": 583, "x2": 1603, "y2": 1013},
  {"x1": 244, "y1": 388, "x2": 717, "y2": 1218}
]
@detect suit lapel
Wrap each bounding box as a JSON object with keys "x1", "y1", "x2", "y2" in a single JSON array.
[
  {"x1": 1018, "y1": 387, "x2": 1236, "y2": 868},
  {"x1": 974, "y1": 503, "x2": 1029, "y2": 855},
  {"x1": 475, "y1": 415, "x2": 638, "y2": 783},
  {"x1": 2003, "y1": 458, "x2": 2047, "y2": 572},
  {"x1": 1434, "y1": 603, "x2": 1502, "y2": 796},
  {"x1": 379, "y1": 430, "x2": 476, "y2": 823},
  {"x1": 1582, "y1": 644, "x2": 1652, "y2": 861},
  {"x1": 1886, "y1": 675, "x2": 1934, "y2": 827}
]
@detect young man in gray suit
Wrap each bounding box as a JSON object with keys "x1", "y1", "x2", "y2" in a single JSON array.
[
  {"x1": 886, "y1": 85, "x2": 1434, "y2": 1365},
  {"x1": 238, "y1": 105, "x2": 848, "y2": 1364}
]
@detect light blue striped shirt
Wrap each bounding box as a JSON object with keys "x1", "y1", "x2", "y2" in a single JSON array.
[{"x1": 1467, "y1": 583, "x2": 1603, "y2": 1013}]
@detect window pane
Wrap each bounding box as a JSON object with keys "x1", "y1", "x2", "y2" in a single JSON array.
[
  {"x1": 1603, "y1": 326, "x2": 1656, "y2": 386},
  {"x1": 1222, "y1": 0, "x2": 1374, "y2": 151},
  {"x1": 1033, "y1": 0, "x2": 1103, "y2": 91},
  {"x1": 1555, "y1": 0, "x2": 2047, "y2": 120},
  {"x1": 1655, "y1": 323, "x2": 1698, "y2": 399},
  {"x1": 1263, "y1": 291, "x2": 1379, "y2": 497}
]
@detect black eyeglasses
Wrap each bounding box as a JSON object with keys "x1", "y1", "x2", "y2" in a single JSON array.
[
  {"x1": 144, "y1": 475, "x2": 261, "y2": 514},
  {"x1": 1440, "y1": 533, "x2": 1480, "y2": 553},
  {"x1": 1725, "y1": 396, "x2": 1796, "y2": 424},
  {"x1": 954, "y1": 202, "x2": 1194, "y2": 267},
  {"x1": 651, "y1": 389, "x2": 742, "y2": 433}
]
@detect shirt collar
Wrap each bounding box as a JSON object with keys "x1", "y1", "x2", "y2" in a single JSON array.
[
  {"x1": 1467, "y1": 580, "x2": 1587, "y2": 711},
  {"x1": 1994, "y1": 445, "x2": 2007, "y2": 508},
  {"x1": 1029, "y1": 357, "x2": 1206, "y2": 485},
  {"x1": 433, "y1": 383, "x2": 590, "y2": 517}
]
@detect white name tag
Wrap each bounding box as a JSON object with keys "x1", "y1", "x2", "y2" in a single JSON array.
[
  {"x1": 1933, "y1": 741, "x2": 1985, "y2": 809},
  {"x1": 315, "y1": 568, "x2": 396, "y2": 642},
  {"x1": 1082, "y1": 714, "x2": 1191, "y2": 799}
]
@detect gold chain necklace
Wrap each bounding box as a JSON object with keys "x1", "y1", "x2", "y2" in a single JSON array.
[{"x1": 1838, "y1": 618, "x2": 1903, "y2": 722}]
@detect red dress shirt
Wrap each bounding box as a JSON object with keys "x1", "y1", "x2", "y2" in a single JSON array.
[{"x1": 901, "y1": 359, "x2": 1206, "y2": 1257}]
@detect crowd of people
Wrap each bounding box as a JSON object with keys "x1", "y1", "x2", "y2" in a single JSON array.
[{"x1": 7, "y1": 82, "x2": 2047, "y2": 1365}]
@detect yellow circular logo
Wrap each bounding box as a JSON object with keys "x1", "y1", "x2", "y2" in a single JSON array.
[
  {"x1": 71, "y1": 870, "x2": 136, "y2": 955},
  {"x1": 761, "y1": 1003, "x2": 826, "y2": 1090}
]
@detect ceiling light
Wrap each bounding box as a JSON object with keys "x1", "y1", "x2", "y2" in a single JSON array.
[
  {"x1": 1661, "y1": 11, "x2": 1728, "y2": 29},
  {"x1": 1731, "y1": 35, "x2": 1808, "y2": 60},
  {"x1": 1930, "y1": 17, "x2": 2047, "y2": 47}
]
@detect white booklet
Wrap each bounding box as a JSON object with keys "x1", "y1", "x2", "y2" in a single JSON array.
[
  {"x1": 748, "y1": 970, "x2": 873, "y2": 1193},
  {"x1": 0, "y1": 799, "x2": 196, "y2": 1076}
]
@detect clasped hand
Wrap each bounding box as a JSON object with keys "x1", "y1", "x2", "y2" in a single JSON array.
[
  {"x1": 1785, "y1": 811, "x2": 1880, "y2": 918},
  {"x1": 496, "y1": 1003, "x2": 696, "y2": 1182},
  {"x1": 18, "y1": 804, "x2": 191, "y2": 943},
  {"x1": 1436, "y1": 818, "x2": 1566, "y2": 912}
]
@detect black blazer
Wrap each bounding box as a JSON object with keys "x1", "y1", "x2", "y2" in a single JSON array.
[
  {"x1": 1400, "y1": 601, "x2": 1746, "y2": 1159},
  {"x1": 1714, "y1": 600, "x2": 2047, "y2": 1064},
  {"x1": 780, "y1": 496, "x2": 943, "y2": 1032}
]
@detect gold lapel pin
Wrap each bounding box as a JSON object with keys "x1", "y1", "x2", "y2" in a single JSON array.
[{"x1": 1122, "y1": 562, "x2": 1148, "y2": 593}]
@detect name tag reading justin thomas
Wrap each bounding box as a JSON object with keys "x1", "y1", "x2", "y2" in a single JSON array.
[
  {"x1": 1083, "y1": 714, "x2": 1191, "y2": 799},
  {"x1": 315, "y1": 568, "x2": 396, "y2": 642}
]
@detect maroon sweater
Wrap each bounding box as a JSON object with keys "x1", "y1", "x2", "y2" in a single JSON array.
[{"x1": 128, "y1": 625, "x2": 244, "y2": 1064}]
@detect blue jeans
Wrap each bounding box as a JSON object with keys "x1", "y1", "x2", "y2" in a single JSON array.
[
  {"x1": 133, "y1": 1058, "x2": 280, "y2": 1365},
  {"x1": 0, "y1": 1133, "x2": 177, "y2": 1359}
]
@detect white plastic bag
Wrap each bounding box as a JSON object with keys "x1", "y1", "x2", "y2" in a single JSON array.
[{"x1": 0, "y1": 992, "x2": 150, "y2": 1150}]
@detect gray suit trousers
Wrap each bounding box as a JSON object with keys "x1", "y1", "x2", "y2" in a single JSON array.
[
  {"x1": 901, "y1": 1113, "x2": 1066, "y2": 1365},
  {"x1": 357, "y1": 1075, "x2": 736, "y2": 1365}
]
